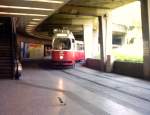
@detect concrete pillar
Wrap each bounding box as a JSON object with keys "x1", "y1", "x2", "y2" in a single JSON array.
[
  {"x1": 92, "y1": 29, "x2": 99, "y2": 58},
  {"x1": 98, "y1": 13, "x2": 113, "y2": 72},
  {"x1": 141, "y1": 0, "x2": 150, "y2": 78},
  {"x1": 92, "y1": 18, "x2": 100, "y2": 59},
  {"x1": 83, "y1": 24, "x2": 93, "y2": 59}
]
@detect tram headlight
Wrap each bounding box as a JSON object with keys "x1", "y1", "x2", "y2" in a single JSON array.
[{"x1": 60, "y1": 56, "x2": 63, "y2": 60}]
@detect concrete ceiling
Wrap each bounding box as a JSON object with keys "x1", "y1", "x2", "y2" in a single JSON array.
[
  {"x1": 0, "y1": 0, "x2": 135, "y2": 39},
  {"x1": 67, "y1": 0, "x2": 135, "y2": 9},
  {"x1": 0, "y1": 0, "x2": 70, "y2": 38},
  {"x1": 37, "y1": 0, "x2": 135, "y2": 39}
]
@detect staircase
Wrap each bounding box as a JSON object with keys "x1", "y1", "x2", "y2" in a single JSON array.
[{"x1": 0, "y1": 17, "x2": 15, "y2": 79}]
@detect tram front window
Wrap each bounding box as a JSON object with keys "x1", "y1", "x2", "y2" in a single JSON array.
[{"x1": 53, "y1": 38, "x2": 71, "y2": 50}]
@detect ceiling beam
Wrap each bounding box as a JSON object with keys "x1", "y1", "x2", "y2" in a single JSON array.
[
  {"x1": 57, "y1": 5, "x2": 110, "y2": 16},
  {"x1": 38, "y1": 24, "x2": 83, "y2": 31}
]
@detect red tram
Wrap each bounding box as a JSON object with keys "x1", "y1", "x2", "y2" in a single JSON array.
[{"x1": 51, "y1": 29, "x2": 85, "y2": 66}]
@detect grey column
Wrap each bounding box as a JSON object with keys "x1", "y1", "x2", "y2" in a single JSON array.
[
  {"x1": 98, "y1": 13, "x2": 113, "y2": 72},
  {"x1": 141, "y1": 0, "x2": 150, "y2": 78},
  {"x1": 98, "y1": 16, "x2": 106, "y2": 71}
]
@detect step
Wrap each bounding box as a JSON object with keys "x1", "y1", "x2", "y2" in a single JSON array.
[
  {"x1": 0, "y1": 45, "x2": 11, "y2": 48},
  {"x1": 0, "y1": 57, "x2": 12, "y2": 59},
  {"x1": 0, "y1": 59, "x2": 12, "y2": 63},
  {"x1": 0, "y1": 69, "x2": 12, "y2": 72},
  {"x1": 0, "y1": 53, "x2": 12, "y2": 57},
  {"x1": 0, "y1": 67, "x2": 12, "y2": 70},
  {"x1": 0, "y1": 74, "x2": 13, "y2": 79}
]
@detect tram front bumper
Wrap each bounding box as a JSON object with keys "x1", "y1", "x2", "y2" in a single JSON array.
[{"x1": 52, "y1": 60, "x2": 74, "y2": 66}]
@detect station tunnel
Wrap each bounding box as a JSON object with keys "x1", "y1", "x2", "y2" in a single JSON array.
[{"x1": 1, "y1": 0, "x2": 150, "y2": 115}]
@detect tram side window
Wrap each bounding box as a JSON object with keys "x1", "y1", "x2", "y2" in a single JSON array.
[
  {"x1": 72, "y1": 39, "x2": 75, "y2": 43},
  {"x1": 77, "y1": 43, "x2": 84, "y2": 51}
]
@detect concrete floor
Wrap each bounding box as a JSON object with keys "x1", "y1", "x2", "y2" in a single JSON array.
[{"x1": 0, "y1": 66, "x2": 150, "y2": 115}]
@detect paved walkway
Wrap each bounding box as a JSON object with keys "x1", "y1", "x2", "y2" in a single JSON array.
[{"x1": 0, "y1": 66, "x2": 150, "y2": 115}]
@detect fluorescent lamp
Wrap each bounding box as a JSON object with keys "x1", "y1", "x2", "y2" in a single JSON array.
[
  {"x1": 26, "y1": 28, "x2": 33, "y2": 30},
  {"x1": 0, "y1": 12, "x2": 47, "y2": 17},
  {"x1": 27, "y1": 25, "x2": 37, "y2": 27},
  {"x1": 0, "y1": 5, "x2": 54, "y2": 11},
  {"x1": 32, "y1": 18, "x2": 42, "y2": 21},
  {"x1": 26, "y1": 29, "x2": 33, "y2": 31},
  {"x1": 24, "y1": 0, "x2": 64, "y2": 4},
  {"x1": 26, "y1": 26, "x2": 34, "y2": 28},
  {"x1": 26, "y1": 27, "x2": 32, "y2": 29},
  {"x1": 26, "y1": 30, "x2": 32, "y2": 32},
  {"x1": 26, "y1": 27, "x2": 34, "y2": 29},
  {"x1": 29, "y1": 21, "x2": 39, "y2": 24}
]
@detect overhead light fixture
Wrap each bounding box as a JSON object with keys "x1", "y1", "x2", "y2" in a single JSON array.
[
  {"x1": 0, "y1": 12, "x2": 47, "y2": 17},
  {"x1": 27, "y1": 25, "x2": 36, "y2": 27},
  {"x1": 26, "y1": 29, "x2": 33, "y2": 31},
  {"x1": 24, "y1": 0, "x2": 64, "y2": 4},
  {"x1": 27, "y1": 29, "x2": 32, "y2": 31},
  {"x1": 0, "y1": 5, "x2": 54, "y2": 11},
  {"x1": 29, "y1": 21, "x2": 39, "y2": 24},
  {"x1": 26, "y1": 27, "x2": 34, "y2": 29},
  {"x1": 26, "y1": 26, "x2": 34, "y2": 28},
  {"x1": 26, "y1": 28, "x2": 33, "y2": 30},
  {"x1": 26, "y1": 30, "x2": 31, "y2": 32},
  {"x1": 32, "y1": 18, "x2": 42, "y2": 21},
  {"x1": 27, "y1": 25, "x2": 37, "y2": 27}
]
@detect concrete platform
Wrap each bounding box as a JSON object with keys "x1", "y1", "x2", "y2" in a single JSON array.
[{"x1": 0, "y1": 66, "x2": 150, "y2": 115}]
